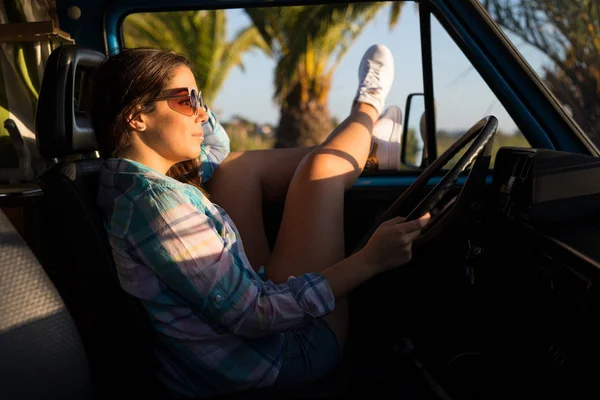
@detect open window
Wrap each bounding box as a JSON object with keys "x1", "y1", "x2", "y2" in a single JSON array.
[
  {"x1": 121, "y1": 3, "x2": 423, "y2": 157},
  {"x1": 401, "y1": 5, "x2": 530, "y2": 171},
  {"x1": 121, "y1": 1, "x2": 532, "y2": 174}
]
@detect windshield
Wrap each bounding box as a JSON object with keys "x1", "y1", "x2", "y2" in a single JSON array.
[{"x1": 481, "y1": 0, "x2": 600, "y2": 146}]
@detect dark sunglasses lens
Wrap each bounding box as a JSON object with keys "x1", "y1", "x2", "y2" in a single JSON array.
[
  {"x1": 167, "y1": 98, "x2": 193, "y2": 116},
  {"x1": 198, "y1": 91, "x2": 205, "y2": 109},
  {"x1": 190, "y1": 89, "x2": 198, "y2": 115}
]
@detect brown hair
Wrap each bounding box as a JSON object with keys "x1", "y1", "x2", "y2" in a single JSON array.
[{"x1": 89, "y1": 48, "x2": 206, "y2": 190}]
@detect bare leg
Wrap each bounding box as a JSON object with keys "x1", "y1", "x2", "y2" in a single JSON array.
[
  {"x1": 209, "y1": 103, "x2": 378, "y2": 344},
  {"x1": 266, "y1": 103, "x2": 378, "y2": 343},
  {"x1": 205, "y1": 147, "x2": 312, "y2": 270}
]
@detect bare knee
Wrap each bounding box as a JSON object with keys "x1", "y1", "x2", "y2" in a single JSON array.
[
  {"x1": 295, "y1": 149, "x2": 360, "y2": 188},
  {"x1": 207, "y1": 152, "x2": 260, "y2": 194}
]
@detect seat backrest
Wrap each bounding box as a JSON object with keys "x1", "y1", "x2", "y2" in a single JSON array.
[
  {"x1": 0, "y1": 209, "x2": 94, "y2": 399},
  {"x1": 34, "y1": 45, "x2": 165, "y2": 399}
]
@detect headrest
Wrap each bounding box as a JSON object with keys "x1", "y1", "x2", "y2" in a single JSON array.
[{"x1": 35, "y1": 45, "x2": 106, "y2": 160}]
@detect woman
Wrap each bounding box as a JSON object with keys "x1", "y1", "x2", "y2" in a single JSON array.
[{"x1": 91, "y1": 44, "x2": 429, "y2": 398}]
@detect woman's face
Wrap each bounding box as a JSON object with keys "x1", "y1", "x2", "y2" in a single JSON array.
[{"x1": 138, "y1": 65, "x2": 209, "y2": 166}]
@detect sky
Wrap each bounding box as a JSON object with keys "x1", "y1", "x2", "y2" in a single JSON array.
[{"x1": 211, "y1": 4, "x2": 552, "y2": 134}]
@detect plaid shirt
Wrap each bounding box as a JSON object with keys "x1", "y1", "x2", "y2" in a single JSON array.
[{"x1": 97, "y1": 109, "x2": 335, "y2": 398}]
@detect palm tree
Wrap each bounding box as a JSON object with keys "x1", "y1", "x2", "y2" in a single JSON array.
[
  {"x1": 123, "y1": 10, "x2": 268, "y2": 104},
  {"x1": 245, "y1": 3, "x2": 404, "y2": 147},
  {"x1": 483, "y1": 0, "x2": 600, "y2": 142}
]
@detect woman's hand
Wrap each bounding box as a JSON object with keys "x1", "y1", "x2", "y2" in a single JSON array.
[
  {"x1": 321, "y1": 213, "x2": 430, "y2": 300},
  {"x1": 361, "y1": 213, "x2": 430, "y2": 273}
]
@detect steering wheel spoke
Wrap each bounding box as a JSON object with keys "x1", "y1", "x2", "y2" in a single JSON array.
[{"x1": 353, "y1": 116, "x2": 498, "y2": 254}]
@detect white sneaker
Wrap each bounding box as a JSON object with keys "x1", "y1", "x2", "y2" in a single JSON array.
[
  {"x1": 354, "y1": 44, "x2": 395, "y2": 115},
  {"x1": 366, "y1": 105, "x2": 403, "y2": 171}
]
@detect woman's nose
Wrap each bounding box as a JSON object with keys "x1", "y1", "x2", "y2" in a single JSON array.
[{"x1": 196, "y1": 106, "x2": 209, "y2": 124}]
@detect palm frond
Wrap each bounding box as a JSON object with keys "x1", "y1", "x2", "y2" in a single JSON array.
[
  {"x1": 274, "y1": 2, "x2": 389, "y2": 102},
  {"x1": 244, "y1": 8, "x2": 281, "y2": 56},
  {"x1": 389, "y1": 2, "x2": 403, "y2": 28},
  {"x1": 208, "y1": 25, "x2": 267, "y2": 104},
  {"x1": 195, "y1": 10, "x2": 221, "y2": 93},
  {"x1": 125, "y1": 13, "x2": 187, "y2": 52},
  {"x1": 123, "y1": 10, "x2": 260, "y2": 103},
  {"x1": 244, "y1": 6, "x2": 306, "y2": 57}
]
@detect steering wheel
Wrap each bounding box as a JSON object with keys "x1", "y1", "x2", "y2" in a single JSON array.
[{"x1": 353, "y1": 116, "x2": 498, "y2": 253}]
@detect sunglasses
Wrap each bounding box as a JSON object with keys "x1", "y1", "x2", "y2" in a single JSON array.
[{"x1": 152, "y1": 87, "x2": 206, "y2": 117}]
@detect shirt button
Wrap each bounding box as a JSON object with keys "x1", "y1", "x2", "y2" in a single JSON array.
[{"x1": 214, "y1": 294, "x2": 223, "y2": 302}]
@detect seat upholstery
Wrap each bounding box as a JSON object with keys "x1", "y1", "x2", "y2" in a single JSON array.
[
  {"x1": 35, "y1": 45, "x2": 103, "y2": 158},
  {"x1": 0, "y1": 209, "x2": 94, "y2": 400},
  {"x1": 35, "y1": 45, "x2": 165, "y2": 399}
]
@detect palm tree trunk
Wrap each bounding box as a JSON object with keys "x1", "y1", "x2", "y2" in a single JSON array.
[{"x1": 275, "y1": 84, "x2": 333, "y2": 148}]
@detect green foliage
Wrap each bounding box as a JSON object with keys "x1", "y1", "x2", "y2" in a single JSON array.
[
  {"x1": 245, "y1": 3, "x2": 405, "y2": 146},
  {"x1": 402, "y1": 128, "x2": 530, "y2": 170},
  {"x1": 123, "y1": 10, "x2": 268, "y2": 104},
  {"x1": 229, "y1": 134, "x2": 275, "y2": 152},
  {"x1": 437, "y1": 131, "x2": 530, "y2": 169},
  {"x1": 482, "y1": 0, "x2": 600, "y2": 141},
  {"x1": 245, "y1": 3, "x2": 403, "y2": 107},
  {"x1": 404, "y1": 128, "x2": 422, "y2": 166},
  {"x1": 0, "y1": 0, "x2": 52, "y2": 137}
]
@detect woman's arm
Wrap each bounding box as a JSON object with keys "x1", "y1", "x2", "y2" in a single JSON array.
[
  {"x1": 126, "y1": 184, "x2": 336, "y2": 338},
  {"x1": 124, "y1": 185, "x2": 427, "y2": 338},
  {"x1": 198, "y1": 107, "x2": 231, "y2": 183}
]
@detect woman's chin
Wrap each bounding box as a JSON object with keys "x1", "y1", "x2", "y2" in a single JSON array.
[
  {"x1": 181, "y1": 146, "x2": 202, "y2": 161},
  {"x1": 188, "y1": 150, "x2": 202, "y2": 160}
]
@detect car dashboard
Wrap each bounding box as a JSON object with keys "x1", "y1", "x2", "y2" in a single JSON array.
[
  {"x1": 490, "y1": 146, "x2": 600, "y2": 268},
  {"x1": 458, "y1": 146, "x2": 600, "y2": 399}
]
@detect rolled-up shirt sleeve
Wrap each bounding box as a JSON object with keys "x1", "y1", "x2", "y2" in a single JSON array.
[
  {"x1": 198, "y1": 108, "x2": 230, "y2": 183},
  {"x1": 126, "y1": 185, "x2": 335, "y2": 338}
]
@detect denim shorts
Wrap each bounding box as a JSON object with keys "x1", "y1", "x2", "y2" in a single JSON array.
[{"x1": 274, "y1": 318, "x2": 342, "y2": 386}]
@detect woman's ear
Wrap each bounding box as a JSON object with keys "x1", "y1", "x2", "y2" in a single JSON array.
[{"x1": 128, "y1": 107, "x2": 147, "y2": 132}]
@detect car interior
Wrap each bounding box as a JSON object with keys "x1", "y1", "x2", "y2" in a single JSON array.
[{"x1": 2, "y1": 2, "x2": 600, "y2": 400}]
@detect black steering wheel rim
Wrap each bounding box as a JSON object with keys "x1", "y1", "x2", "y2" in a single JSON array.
[{"x1": 352, "y1": 115, "x2": 498, "y2": 254}]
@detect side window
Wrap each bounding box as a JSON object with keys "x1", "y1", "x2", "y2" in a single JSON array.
[
  {"x1": 121, "y1": 5, "x2": 527, "y2": 164},
  {"x1": 121, "y1": 3, "x2": 419, "y2": 154},
  {"x1": 429, "y1": 15, "x2": 530, "y2": 167}
]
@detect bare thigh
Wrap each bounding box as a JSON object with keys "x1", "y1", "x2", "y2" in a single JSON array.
[
  {"x1": 266, "y1": 107, "x2": 377, "y2": 343},
  {"x1": 209, "y1": 105, "x2": 376, "y2": 345},
  {"x1": 205, "y1": 147, "x2": 312, "y2": 270}
]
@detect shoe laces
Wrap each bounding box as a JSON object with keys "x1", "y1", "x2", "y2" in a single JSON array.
[{"x1": 361, "y1": 60, "x2": 382, "y2": 93}]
